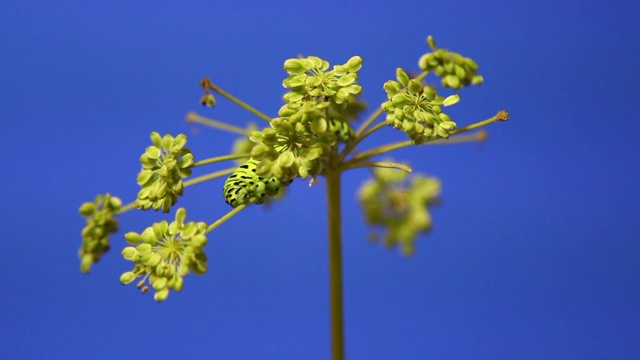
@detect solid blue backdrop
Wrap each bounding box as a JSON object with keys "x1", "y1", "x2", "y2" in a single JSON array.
[{"x1": 1, "y1": 1, "x2": 638, "y2": 359}]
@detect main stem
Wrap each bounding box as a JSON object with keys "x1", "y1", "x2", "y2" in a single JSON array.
[{"x1": 326, "y1": 170, "x2": 345, "y2": 360}]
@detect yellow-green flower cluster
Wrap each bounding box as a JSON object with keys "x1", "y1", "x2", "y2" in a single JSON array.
[
  {"x1": 248, "y1": 56, "x2": 363, "y2": 180},
  {"x1": 282, "y1": 55, "x2": 363, "y2": 107},
  {"x1": 78, "y1": 194, "x2": 121, "y2": 273},
  {"x1": 358, "y1": 166, "x2": 441, "y2": 256},
  {"x1": 418, "y1": 35, "x2": 483, "y2": 89},
  {"x1": 135, "y1": 132, "x2": 194, "y2": 213},
  {"x1": 382, "y1": 68, "x2": 460, "y2": 144},
  {"x1": 119, "y1": 208, "x2": 207, "y2": 302}
]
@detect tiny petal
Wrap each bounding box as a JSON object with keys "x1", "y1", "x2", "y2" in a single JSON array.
[
  {"x1": 443, "y1": 94, "x2": 461, "y2": 107},
  {"x1": 80, "y1": 254, "x2": 93, "y2": 273},
  {"x1": 200, "y1": 93, "x2": 216, "y2": 107},
  {"x1": 136, "y1": 170, "x2": 154, "y2": 186},
  {"x1": 120, "y1": 272, "x2": 136, "y2": 285},
  {"x1": 439, "y1": 121, "x2": 457, "y2": 131},
  {"x1": 407, "y1": 79, "x2": 423, "y2": 95},
  {"x1": 146, "y1": 253, "x2": 162, "y2": 267},
  {"x1": 78, "y1": 202, "x2": 95, "y2": 216},
  {"x1": 427, "y1": 35, "x2": 437, "y2": 49},
  {"x1": 136, "y1": 243, "x2": 152, "y2": 255},
  {"x1": 144, "y1": 146, "x2": 161, "y2": 159},
  {"x1": 121, "y1": 246, "x2": 137, "y2": 260},
  {"x1": 150, "y1": 132, "x2": 162, "y2": 147},
  {"x1": 396, "y1": 68, "x2": 410, "y2": 87},
  {"x1": 171, "y1": 134, "x2": 187, "y2": 151},
  {"x1": 152, "y1": 276, "x2": 168, "y2": 291},
  {"x1": 191, "y1": 234, "x2": 207, "y2": 248},
  {"x1": 154, "y1": 288, "x2": 170, "y2": 302},
  {"x1": 283, "y1": 58, "x2": 306, "y2": 74},
  {"x1": 172, "y1": 275, "x2": 184, "y2": 292}
]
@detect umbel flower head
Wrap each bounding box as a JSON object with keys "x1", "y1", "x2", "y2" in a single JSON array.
[
  {"x1": 119, "y1": 208, "x2": 207, "y2": 302},
  {"x1": 382, "y1": 68, "x2": 460, "y2": 144},
  {"x1": 418, "y1": 35, "x2": 484, "y2": 89},
  {"x1": 135, "y1": 132, "x2": 194, "y2": 213},
  {"x1": 358, "y1": 166, "x2": 441, "y2": 256},
  {"x1": 78, "y1": 193, "x2": 121, "y2": 273},
  {"x1": 248, "y1": 55, "x2": 364, "y2": 180}
]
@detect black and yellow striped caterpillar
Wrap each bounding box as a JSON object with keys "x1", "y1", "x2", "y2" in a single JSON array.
[
  {"x1": 328, "y1": 118, "x2": 354, "y2": 143},
  {"x1": 223, "y1": 158, "x2": 289, "y2": 208}
]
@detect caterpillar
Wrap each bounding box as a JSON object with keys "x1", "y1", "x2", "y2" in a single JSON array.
[
  {"x1": 328, "y1": 118, "x2": 354, "y2": 143},
  {"x1": 223, "y1": 158, "x2": 289, "y2": 208}
]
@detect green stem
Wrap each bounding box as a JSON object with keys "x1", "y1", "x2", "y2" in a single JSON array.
[
  {"x1": 207, "y1": 82, "x2": 272, "y2": 123},
  {"x1": 414, "y1": 69, "x2": 429, "y2": 82},
  {"x1": 186, "y1": 112, "x2": 250, "y2": 135},
  {"x1": 193, "y1": 154, "x2": 251, "y2": 167},
  {"x1": 206, "y1": 204, "x2": 247, "y2": 233},
  {"x1": 449, "y1": 110, "x2": 509, "y2": 135},
  {"x1": 426, "y1": 129, "x2": 487, "y2": 145},
  {"x1": 339, "y1": 120, "x2": 387, "y2": 163},
  {"x1": 354, "y1": 106, "x2": 384, "y2": 137},
  {"x1": 342, "y1": 160, "x2": 412, "y2": 173},
  {"x1": 326, "y1": 170, "x2": 345, "y2": 360},
  {"x1": 345, "y1": 111, "x2": 507, "y2": 166},
  {"x1": 117, "y1": 202, "x2": 137, "y2": 213},
  {"x1": 183, "y1": 167, "x2": 236, "y2": 187}
]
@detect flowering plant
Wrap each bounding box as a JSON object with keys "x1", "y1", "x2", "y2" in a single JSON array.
[{"x1": 78, "y1": 35, "x2": 508, "y2": 358}]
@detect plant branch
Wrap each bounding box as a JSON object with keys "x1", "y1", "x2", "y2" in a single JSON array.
[
  {"x1": 206, "y1": 82, "x2": 272, "y2": 123},
  {"x1": 193, "y1": 153, "x2": 251, "y2": 167},
  {"x1": 354, "y1": 106, "x2": 384, "y2": 137},
  {"x1": 342, "y1": 160, "x2": 412, "y2": 173},
  {"x1": 345, "y1": 111, "x2": 508, "y2": 166},
  {"x1": 117, "y1": 202, "x2": 137, "y2": 214},
  {"x1": 186, "y1": 112, "x2": 250, "y2": 135},
  {"x1": 326, "y1": 170, "x2": 345, "y2": 360},
  {"x1": 206, "y1": 204, "x2": 247, "y2": 233},
  {"x1": 183, "y1": 167, "x2": 236, "y2": 187}
]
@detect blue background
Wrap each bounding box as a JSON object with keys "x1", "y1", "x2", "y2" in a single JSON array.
[{"x1": 1, "y1": 1, "x2": 638, "y2": 359}]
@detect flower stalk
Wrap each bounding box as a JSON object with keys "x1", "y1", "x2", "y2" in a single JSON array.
[{"x1": 326, "y1": 169, "x2": 345, "y2": 360}]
